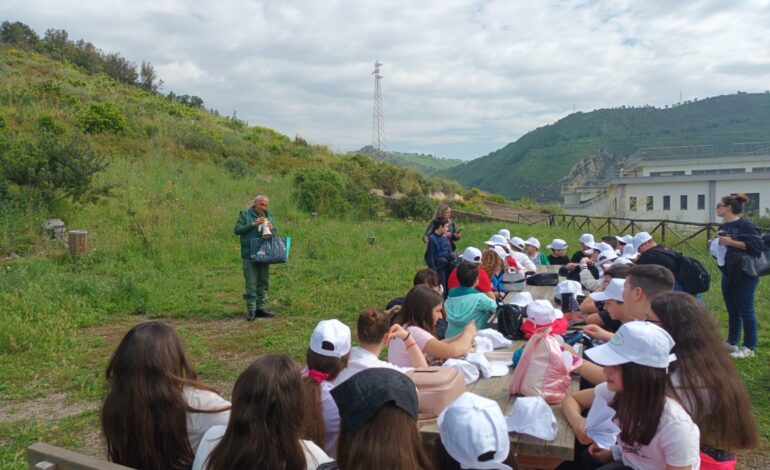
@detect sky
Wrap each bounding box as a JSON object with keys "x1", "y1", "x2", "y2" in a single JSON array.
[{"x1": 3, "y1": 0, "x2": 770, "y2": 160}]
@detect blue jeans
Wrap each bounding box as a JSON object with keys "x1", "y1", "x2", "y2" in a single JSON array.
[{"x1": 722, "y1": 274, "x2": 759, "y2": 350}]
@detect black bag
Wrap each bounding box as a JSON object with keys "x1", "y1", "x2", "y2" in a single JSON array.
[
  {"x1": 741, "y1": 250, "x2": 770, "y2": 277},
  {"x1": 675, "y1": 253, "x2": 710, "y2": 294},
  {"x1": 526, "y1": 272, "x2": 559, "y2": 286},
  {"x1": 496, "y1": 303, "x2": 526, "y2": 340}
]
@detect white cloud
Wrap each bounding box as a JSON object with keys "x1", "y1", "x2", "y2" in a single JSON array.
[{"x1": 3, "y1": 0, "x2": 770, "y2": 159}]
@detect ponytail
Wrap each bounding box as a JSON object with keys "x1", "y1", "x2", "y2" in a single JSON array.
[{"x1": 721, "y1": 193, "x2": 749, "y2": 214}]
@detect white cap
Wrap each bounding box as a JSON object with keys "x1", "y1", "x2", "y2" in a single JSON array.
[
  {"x1": 554, "y1": 280, "x2": 582, "y2": 299},
  {"x1": 622, "y1": 244, "x2": 638, "y2": 259},
  {"x1": 595, "y1": 242, "x2": 613, "y2": 253},
  {"x1": 616, "y1": 235, "x2": 633, "y2": 245},
  {"x1": 597, "y1": 249, "x2": 618, "y2": 263},
  {"x1": 632, "y1": 232, "x2": 653, "y2": 251},
  {"x1": 439, "y1": 393, "x2": 512, "y2": 470},
  {"x1": 524, "y1": 237, "x2": 541, "y2": 249},
  {"x1": 589, "y1": 278, "x2": 625, "y2": 302},
  {"x1": 442, "y1": 358, "x2": 481, "y2": 385},
  {"x1": 583, "y1": 248, "x2": 595, "y2": 255},
  {"x1": 465, "y1": 352, "x2": 510, "y2": 379},
  {"x1": 462, "y1": 246, "x2": 483, "y2": 264},
  {"x1": 484, "y1": 234, "x2": 509, "y2": 246},
  {"x1": 586, "y1": 321, "x2": 676, "y2": 369},
  {"x1": 506, "y1": 396, "x2": 558, "y2": 441},
  {"x1": 491, "y1": 245, "x2": 507, "y2": 262},
  {"x1": 309, "y1": 319, "x2": 351, "y2": 358},
  {"x1": 474, "y1": 336, "x2": 494, "y2": 353},
  {"x1": 612, "y1": 257, "x2": 633, "y2": 266},
  {"x1": 579, "y1": 233, "x2": 596, "y2": 247},
  {"x1": 510, "y1": 236, "x2": 526, "y2": 250},
  {"x1": 506, "y1": 291, "x2": 534, "y2": 307},
  {"x1": 476, "y1": 329, "x2": 513, "y2": 349},
  {"x1": 546, "y1": 239, "x2": 568, "y2": 250},
  {"x1": 497, "y1": 229, "x2": 511, "y2": 241},
  {"x1": 526, "y1": 301, "x2": 557, "y2": 326}
]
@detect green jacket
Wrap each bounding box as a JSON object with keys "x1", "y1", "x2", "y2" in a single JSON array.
[{"x1": 234, "y1": 207, "x2": 275, "y2": 259}]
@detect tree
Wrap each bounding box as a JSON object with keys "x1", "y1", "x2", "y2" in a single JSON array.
[
  {"x1": 103, "y1": 52, "x2": 138, "y2": 84},
  {"x1": 42, "y1": 28, "x2": 71, "y2": 61},
  {"x1": 0, "y1": 21, "x2": 39, "y2": 47},
  {"x1": 139, "y1": 61, "x2": 158, "y2": 93}
]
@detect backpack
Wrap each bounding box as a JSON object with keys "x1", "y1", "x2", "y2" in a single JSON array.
[
  {"x1": 509, "y1": 327, "x2": 582, "y2": 404},
  {"x1": 406, "y1": 366, "x2": 466, "y2": 419},
  {"x1": 675, "y1": 253, "x2": 711, "y2": 294},
  {"x1": 501, "y1": 271, "x2": 526, "y2": 292},
  {"x1": 526, "y1": 272, "x2": 559, "y2": 286},
  {"x1": 496, "y1": 303, "x2": 526, "y2": 340}
]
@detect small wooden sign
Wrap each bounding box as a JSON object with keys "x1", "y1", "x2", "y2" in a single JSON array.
[{"x1": 68, "y1": 230, "x2": 88, "y2": 256}]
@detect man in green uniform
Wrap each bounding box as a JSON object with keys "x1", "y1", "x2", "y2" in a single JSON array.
[{"x1": 234, "y1": 195, "x2": 275, "y2": 320}]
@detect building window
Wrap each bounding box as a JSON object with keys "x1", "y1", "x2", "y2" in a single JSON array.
[
  {"x1": 680, "y1": 195, "x2": 688, "y2": 210},
  {"x1": 746, "y1": 193, "x2": 761, "y2": 215},
  {"x1": 629, "y1": 196, "x2": 637, "y2": 211},
  {"x1": 691, "y1": 168, "x2": 746, "y2": 175},
  {"x1": 663, "y1": 195, "x2": 670, "y2": 210},
  {"x1": 752, "y1": 166, "x2": 770, "y2": 173},
  {"x1": 650, "y1": 171, "x2": 686, "y2": 177},
  {"x1": 646, "y1": 196, "x2": 654, "y2": 211},
  {"x1": 698, "y1": 194, "x2": 705, "y2": 210}
]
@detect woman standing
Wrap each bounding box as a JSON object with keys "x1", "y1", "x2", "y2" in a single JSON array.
[
  {"x1": 422, "y1": 203, "x2": 461, "y2": 251},
  {"x1": 714, "y1": 193, "x2": 764, "y2": 358}
]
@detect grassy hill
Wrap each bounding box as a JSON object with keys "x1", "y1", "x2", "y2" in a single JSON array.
[
  {"x1": 447, "y1": 93, "x2": 770, "y2": 201},
  {"x1": 356, "y1": 145, "x2": 464, "y2": 174}
]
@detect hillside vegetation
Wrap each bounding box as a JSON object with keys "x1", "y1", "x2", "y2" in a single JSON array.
[
  {"x1": 356, "y1": 145, "x2": 464, "y2": 174},
  {"x1": 447, "y1": 93, "x2": 770, "y2": 201}
]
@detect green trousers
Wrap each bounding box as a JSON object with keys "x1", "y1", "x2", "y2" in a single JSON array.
[{"x1": 242, "y1": 258, "x2": 269, "y2": 311}]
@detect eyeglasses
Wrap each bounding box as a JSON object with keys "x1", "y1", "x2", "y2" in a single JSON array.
[{"x1": 716, "y1": 203, "x2": 725, "y2": 209}]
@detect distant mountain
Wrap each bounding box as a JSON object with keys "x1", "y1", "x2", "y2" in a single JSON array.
[
  {"x1": 446, "y1": 93, "x2": 770, "y2": 201},
  {"x1": 356, "y1": 146, "x2": 463, "y2": 174}
]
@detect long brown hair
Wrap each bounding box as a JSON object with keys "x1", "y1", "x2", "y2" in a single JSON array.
[
  {"x1": 433, "y1": 203, "x2": 450, "y2": 220},
  {"x1": 301, "y1": 349, "x2": 349, "y2": 450},
  {"x1": 206, "y1": 355, "x2": 307, "y2": 470},
  {"x1": 392, "y1": 285, "x2": 443, "y2": 335},
  {"x1": 101, "y1": 321, "x2": 227, "y2": 470},
  {"x1": 610, "y1": 362, "x2": 668, "y2": 446},
  {"x1": 652, "y1": 292, "x2": 757, "y2": 451},
  {"x1": 336, "y1": 406, "x2": 434, "y2": 470},
  {"x1": 481, "y1": 249, "x2": 502, "y2": 279},
  {"x1": 720, "y1": 193, "x2": 749, "y2": 215}
]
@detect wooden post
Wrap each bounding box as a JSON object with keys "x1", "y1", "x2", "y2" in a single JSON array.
[
  {"x1": 68, "y1": 230, "x2": 88, "y2": 256},
  {"x1": 367, "y1": 236, "x2": 376, "y2": 245},
  {"x1": 661, "y1": 222, "x2": 667, "y2": 244}
]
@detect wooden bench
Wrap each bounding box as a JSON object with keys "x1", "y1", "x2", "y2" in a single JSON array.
[{"x1": 27, "y1": 443, "x2": 131, "y2": 469}]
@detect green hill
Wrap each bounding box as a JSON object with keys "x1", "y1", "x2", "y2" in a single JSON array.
[
  {"x1": 446, "y1": 93, "x2": 770, "y2": 201},
  {"x1": 356, "y1": 145, "x2": 463, "y2": 174}
]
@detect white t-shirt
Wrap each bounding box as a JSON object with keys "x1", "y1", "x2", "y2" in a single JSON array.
[
  {"x1": 319, "y1": 380, "x2": 340, "y2": 457},
  {"x1": 387, "y1": 325, "x2": 435, "y2": 368},
  {"x1": 334, "y1": 346, "x2": 413, "y2": 385},
  {"x1": 183, "y1": 387, "x2": 231, "y2": 453},
  {"x1": 192, "y1": 425, "x2": 333, "y2": 470},
  {"x1": 594, "y1": 383, "x2": 701, "y2": 470},
  {"x1": 511, "y1": 251, "x2": 537, "y2": 273}
]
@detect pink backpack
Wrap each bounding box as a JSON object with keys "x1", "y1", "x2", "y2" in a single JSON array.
[{"x1": 509, "y1": 327, "x2": 582, "y2": 404}]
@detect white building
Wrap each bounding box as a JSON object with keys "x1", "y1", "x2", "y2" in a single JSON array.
[{"x1": 562, "y1": 154, "x2": 770, "y2": 224}]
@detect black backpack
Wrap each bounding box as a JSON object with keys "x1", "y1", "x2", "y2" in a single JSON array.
[
  {"x1": 496, "y1": 303, "x2": 526, "y2": 340},
  {"x1": 526, "y1": 272, "x2": 559, "y2": 286},
  {"x1": 676, "y1": 253, "x2": 711, "y2": 294}
]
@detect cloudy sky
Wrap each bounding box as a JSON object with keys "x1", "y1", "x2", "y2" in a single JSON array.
[{"x1": 4, "y1": 0, "x2": 770, "y2": 159}]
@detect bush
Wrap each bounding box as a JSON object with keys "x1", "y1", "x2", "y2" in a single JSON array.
[
  {"x1": 293, "y1": 167, "x2": 347, "y2": 215},
  {"x1": 80, "y1": 102, "x2": 127, "y2": 134},
  {"x1": 180, "y1": 130, "x2": 220, "y2": 153},
  {"x1": 37, "y1": 114, "x2": 66, "y2": 135},
  {"x1": 222, "y1": 157, "x2": 250, "y2": 178},
  {"x1": 391, "y1": 191, "x2": 433, "y2": 219},
  {"x1": 346, "y1": 185, "x2": 384, "y2": 219}
]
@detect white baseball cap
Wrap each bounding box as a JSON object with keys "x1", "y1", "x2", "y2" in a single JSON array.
[
  {"x1": 506, "y1": 291, "x2": 534, "y2": 307},
  {"x1": 497, "y1": 229, "x2": 511, "y2": 241},
  {"x1": 616, "y1": 235, "x2": 633, "y2": 245},
  {"x1": 309, "y1": 319, "x2": 351, "y2": 358},
  {"x1": 438, "y1": 393, "x2": 512, "y2": 470},
  {"x1": 554, "y1": 280, "x2": 582, "y2": 299},
  {"x1": 506, "y1": 396, "x2": 558, "y2": 441},
  {"x1": 492, "y1": 246, "x2": 509, "y2": 263},
  {"x1": 462, "y1": 246, "x2": 483, "y2": 264},
  {"x1": 579, "y1": 233, "x2": 596, "y2": 246},
  {"x1": 589, "y1": 278, "x2": 625, "y2": 302},
  {"x1": 465, "y1": 352, "x2": 510, "y2": 379},
  {"x1": 476, "y1": 328, "x2": 513, "y2": 349},
  {"x1": 632, "y1": 232, "x2": 653, "y2": 251},
  {"x1": 586, "y1": 321, "x2": 676, "y2": 369},
  {"x1": 546, "y1": 238, "x2": 568, "y2": 250},
  {"x1": 442, "y1": 359, "x2": 481, "y2": 385},
  {"x1": 484, "y1": 234, "x2": 509, "y2": 246},
  {"x1": 597, "y1": 249, "x2": 618, "y2": 263},
  {"x1": 510, "y1": 236, "x2": 526, "y2": 250},
  {"x1": 526, "y1": 301, "x2": 557, "y2": 326},
  {"x1": 524, "y1": 237, "x2": 541, "y2": 249},
  {"x1": 621, "y1": 244, "x2": 638, "y2": 259},
  {"x1": 595, "y1": 242, "x2": 613, "y2": 253},
  {"x1": 612, "y1": 257, "x2": 633, "y2": 266}
]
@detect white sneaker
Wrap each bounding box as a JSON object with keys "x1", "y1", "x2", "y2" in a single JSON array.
[
  {"x1": 724, "y1": 342, "x2": 739, "y2": 353},
  {"x1": 730, "y1": 347, "x2": 755, "y2": 359}
]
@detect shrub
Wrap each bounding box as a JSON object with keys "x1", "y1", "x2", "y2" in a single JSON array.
[
  {"x1": 293, "y1": 167, "x2": 347, "y2": 215},
  {"x1": 181, "y1": 130, "x2": 220, "y2": 152},
  {"x1": 80, "y1": 102, "x2": 127, "y2": 133},
  {"x1": 37, "y1": 114, "x2": 66, "y2": 135},
  {"x1": 391, "y1": 191, "x2": 433, "y2": 219},
  {"x1": 222, "y1": 157, "x2": 250, "y2": 178},
  {"x1": 346, "y1": 185, "x2": 384, "y2": 219}
]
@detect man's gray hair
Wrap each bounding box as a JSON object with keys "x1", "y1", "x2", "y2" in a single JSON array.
[{"x1": 254, "y1": 195, "x2": 269, "y2": 202}]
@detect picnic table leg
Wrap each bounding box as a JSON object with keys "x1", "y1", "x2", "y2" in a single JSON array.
[{"x1": 515, "y1": 455, "x2": 564, "y2": 470}]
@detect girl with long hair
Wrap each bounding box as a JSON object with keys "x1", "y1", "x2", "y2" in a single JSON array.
[
  {"x1": 480, "y1": 248, "x2": 504, "y2": 295},
  {"x1": 101, "y1": 321, "x2": 230, "y2": 470},
  {"x1": 331, "y1": 368, "x2": 434, "y2": 470},
  {"x1": 713, "y1": 192, "x2": 764, "y2": 358},
  {"x1": 194, "y1": 354, "x2": 332, "y2": 470},
  {"x1": 652, "y1": 292, "x2": 757, "y2": 469},
  {"x1": 563, "y1": 322, "x2": 700, "y2": 470},
  {"x1": 388, "y1": 285, "x2": 475, "y2": 367},
  {"x1": 301, "y1": 319, "x2": 351, "y2": 456}
]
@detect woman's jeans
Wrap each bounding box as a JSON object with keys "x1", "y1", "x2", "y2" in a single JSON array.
[{"x1": 722, "y1": 274, "x2": 759, "y2": 350}]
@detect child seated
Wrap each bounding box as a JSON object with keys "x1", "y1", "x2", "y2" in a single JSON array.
[
  {"x1": 444, "y1": 264, "x2": 497, "y2": 339},
  {"x1": 546, "y1": 239, "x2": 570, "y2": 265},
  {"x1": 334, "y1": 309, "x2": 427, "y2": 385}
]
